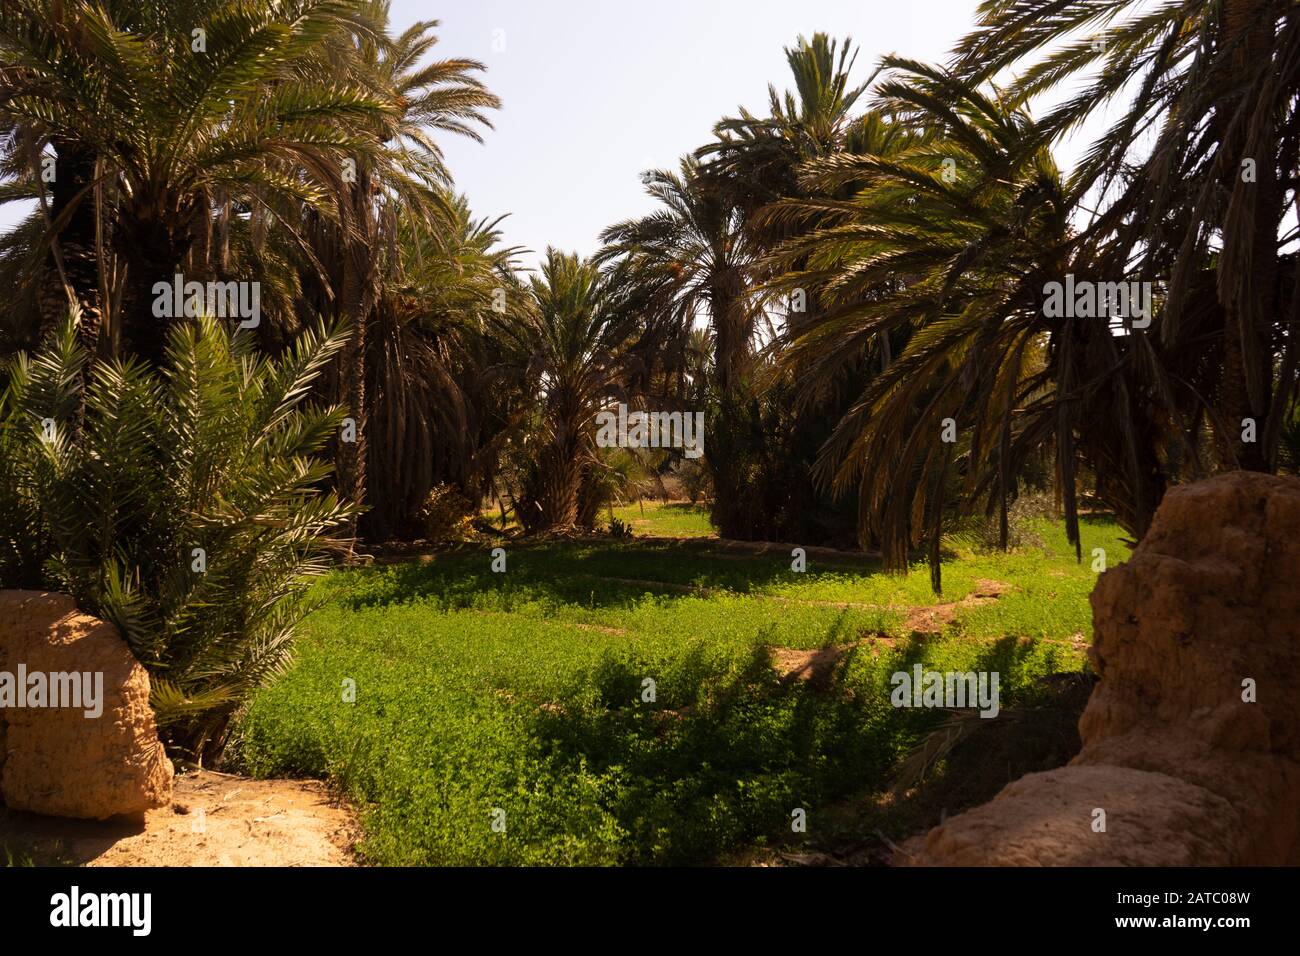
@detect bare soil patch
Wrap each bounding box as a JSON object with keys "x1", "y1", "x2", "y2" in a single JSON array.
[
  {"x1": 900, "y1": 579, "x2": 1013, "y2": 634},
  {"x1": 769, "y1": 645, "x2": 853, "y2": 688},
  {"x1": 0, "y1": 770, "x2": 357, "y2": 867},
  {"x1": 765, "y1": 578, "x2": 1019, "y2": 689}
]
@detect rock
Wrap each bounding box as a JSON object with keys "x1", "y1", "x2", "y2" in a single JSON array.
[
  {"x1": 898, "y1": 472, "x2": 1300, "y2": 865},
  {"x1": 900, "y1": 765, "x2": 1243, "y2": 866},
  {"x1": 0, "y1": 591, "x2": 173, "y2": 819}
]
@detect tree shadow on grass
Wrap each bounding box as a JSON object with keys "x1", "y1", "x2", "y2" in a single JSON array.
[
  {"x1": 506, "y1": 630, "x2": 1080, "y2": 866},
  {"x1": 332, "y1": 539, "x2": 890, "y2": 613},
  {"x1": 743, "y1": 639, "x2": 1096, "y2": 866},
  {"x1": 522, "y1": 643, "x2": 882, "y2": 865}
]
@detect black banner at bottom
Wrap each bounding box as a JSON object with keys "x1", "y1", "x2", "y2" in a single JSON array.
[{"x1": 0, "y1": 865, "x2": 1283, "y2": 942}]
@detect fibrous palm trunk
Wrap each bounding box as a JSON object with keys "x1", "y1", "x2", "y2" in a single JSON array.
[
  {"x1": 36, "y1": 140, "x2": 103, "y2": 354},
  {"x1": 115, "y1": 190, "x2": 200, "y2": 368},
  {"x1": 1217, "y1": 0, "x2": 1280, "y2": 470}
]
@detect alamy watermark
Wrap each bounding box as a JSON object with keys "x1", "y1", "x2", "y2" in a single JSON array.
[
  {"x1": 0, "y1": 665, "x2": 103, "y2": 718},
  {"x1": 890, "y1": 665, "x2": 1000, "y2": 718},
  {"x1": 152, "y1": 274, "x2": 260, "y2": 328},
  {"x1": 1042, "y1": 274, "x2": 1152, "y2": 329},
  {"x1": 50, "y1": 886, "x2": 151, "y2": 936},
  {"x1": 595, "y1": 403, "x2": 704, "y2": 459}
]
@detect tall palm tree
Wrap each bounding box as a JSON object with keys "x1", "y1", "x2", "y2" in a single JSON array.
[
  {"x1": 300, "y1": 4, "x2": 501, "y2": 533},
  {"x1": 364, "y1": 194, "x2": 522, "y2": 538},
  {"x1": 953, "y1": 0, "x2": 1300, "y2": 471},
  {"x1": 770, "y1": 62, "x2": 1102, "y2": 588},
  {"x1": 0, "y1": 0, "x2": 394, "y2": 364},
  {"x1": 600, "y1": 157, "x2": 759, "y2": 397},
  {"x1": 599, "y1": 158, "x2": 771, "y2": 537},
  {"x1": 703, "y1": 33, "x2": 873, "y2": 237},
  {"x1": 691, "y1": 34, "x2": 883, "y2": 542}
]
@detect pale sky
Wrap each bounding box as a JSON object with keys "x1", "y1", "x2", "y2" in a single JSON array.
[
  {"x1": 419, "y1": 0, "x2": 1018, "y2": 267},
  {"x1": 1, "y1": 1, "x2": 1108, "y2": 266}
]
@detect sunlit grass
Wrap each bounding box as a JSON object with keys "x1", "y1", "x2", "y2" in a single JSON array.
[
  {"x1": 235, "y1": 517, "x2": 1125, "y2": 865},
  {"x1": 610, "y1": 499, "x2": 715, "y2": 537}
]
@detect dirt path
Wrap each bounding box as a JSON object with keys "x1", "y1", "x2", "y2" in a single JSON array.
[
  {"x1": 898, "y1": 579, "x2": 1012, "y2": 633},
  {"x1": 0, "y1": 771, "x2": 358, "y2": 867},
  {"x1": 765, "y1": 578, "x2": 1065, "y2": 686}
]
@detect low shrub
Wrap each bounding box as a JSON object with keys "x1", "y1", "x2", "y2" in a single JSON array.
[
  {"x1": 0, "y1": 313, "x2": 356, "y2": 759},
  {"x1": 415, "y1": 484, "x2": 477, "y2": 542}
]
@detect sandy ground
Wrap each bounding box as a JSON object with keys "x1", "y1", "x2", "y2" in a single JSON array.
[{"x1": 1, "y1": 771, "x2": 358, "y2": 866}]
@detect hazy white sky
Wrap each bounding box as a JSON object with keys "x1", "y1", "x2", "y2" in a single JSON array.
[
  {"x1": 419, "y1": 0, "x2": 1003, "y2": 267},
  {"x1": 0, "y1": 2, "x2": 1107, "y2": 265}
]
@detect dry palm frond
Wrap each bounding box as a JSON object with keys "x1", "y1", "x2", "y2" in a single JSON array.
[{"x1": 892, "y1": 708, "x2": 1020, "y2": 796}]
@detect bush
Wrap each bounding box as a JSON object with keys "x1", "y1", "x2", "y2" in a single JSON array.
[
  {"x1": 415, "y1": 484, "x2": 477, "y2": 542},
  {"x1": 673, "y1": 457, "x2": 713, "y2": 505},
  {"x1": 942, "y1": 491, "x2": 1056, "y2": 554},
  {"x1": 0, "y1": 313, "x2": 356, "y2": 759}
]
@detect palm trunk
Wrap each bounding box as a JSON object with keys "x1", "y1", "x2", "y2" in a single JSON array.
[
  {"x1": 115, "y1": 201, "x2": 196, "y2": 367},
  {"x1": 215, "y1": 188, "x2": 231, "y2": 275},
  {"x1": 707, "y1": 277, "x2": 748, "y2": 536},
  {"x1": 536, "y1": 450, "x2": 583, "y2": 531},
  {"x1": 36, "y1": 140, "x2": 102, "y2": 353},
  {"x1": 336, "y1": 300, "x2": 367, "y2": 535},
  {"x1": 535, "y1": 408, "x2": 585, "y2": 531},
  {"x1": 334, "y1": 173, "x2": 374, "y2": 538},
  {"x1": 1217, "y1": 0, "x2": 1278, "y2": 471}
]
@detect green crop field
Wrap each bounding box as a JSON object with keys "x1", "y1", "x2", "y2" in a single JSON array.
[
  {"x1": 609, "y1": 500, "x2": 717, "y2": 537},
  {"x1": 234, "y1": 516, "x2": 1126, "y2": 865}
]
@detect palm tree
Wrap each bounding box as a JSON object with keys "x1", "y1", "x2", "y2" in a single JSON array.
[
  {"x1": 364, "y1": 194, "x2": 522, "y2": 538},
  {"x1": 300, "y1": 4, "x2": 501, "y2": 533},
  {"x1": 493, "y1": 249, "x2": 640, "y2": 532},
  {"x1": 769, "y1": 62, "x2": 1099, "y2": 587},
  {"x1": 600, "y1": 157, "x2": 759, "y2": 396},
  {"x1": 0, "y1": 311, "x2": 356, "y2": 758},
  {"x1": 702, "y1": 33, "x2": 873, "y2": 238},
  {"x1": 0, "y1": 0, "x2": 394, "y2": 365},
  {"x1": 599, "y1": 158, "x2": 768, "y2": 537},
  {"x1": 2, "y1": 1, "x2": 509, "y2": 541},
  {"x1": 952, "y1": 0, "x2": 1300, "y2": 471},
  {"x1": 683, "y1": 34, "x2": 883, "y2": 542}
]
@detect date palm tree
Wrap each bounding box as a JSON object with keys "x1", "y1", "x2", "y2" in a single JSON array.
[
  {"x1": 600, "y1": 157, "x2": 758, "y2": 396},
  {"x1": 493, "y1": 249, "x2": 641, "y2": 533},
  {"x1": 769, "y1": 62, "x2": 1105, "y2": 588},
  {"x1": 691, "y1": 34, "x2": 881, "y2": 541},
  {"x1": 300, "y1": 3, "x2": 501, "y2": 533},
  {"x1": 702, "y1": 33, "x2": 872, "y2": 242},
  {"x1": 364, "y1": 194, "x2": 523, "y2": 538},
  {"x1": 0, "y1": 311, "x2": 356, "y2": 758},
  {"x1": 0, "y1": 0, "x2": 394, "y2": 365},
  {"x1": 952, "y1": 0, "x2": 1300, "y2": 471}
]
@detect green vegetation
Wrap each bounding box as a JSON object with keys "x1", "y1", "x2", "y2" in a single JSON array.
[
  {"x1": 609, "y1": 501, "x2": 716, "y2": 538},
  {"x1": 1, "y1": 845, "x2": 33, "y2": 867},
  {"x1": 0, "y1": 315, "x2": 355, "y2": 758},
  {"x1": 236, "y1": 517, "x2": 1124, "y2": 865},
  {"x1": 1, "y1": 0, "x2": 1294, "y2": 870}
]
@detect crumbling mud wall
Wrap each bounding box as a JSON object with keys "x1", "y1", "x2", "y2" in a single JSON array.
[
  {"x1": 898, "y1": 472, "x2": 1300, "y2": 865},
  {"x1": 0, "y1": 591, "x2": 172, "y2": 819}
]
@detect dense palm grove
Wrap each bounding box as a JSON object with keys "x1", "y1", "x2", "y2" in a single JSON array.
[{"x1": 1, "y1": 0, "x2": 1297, "y2": 754}]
